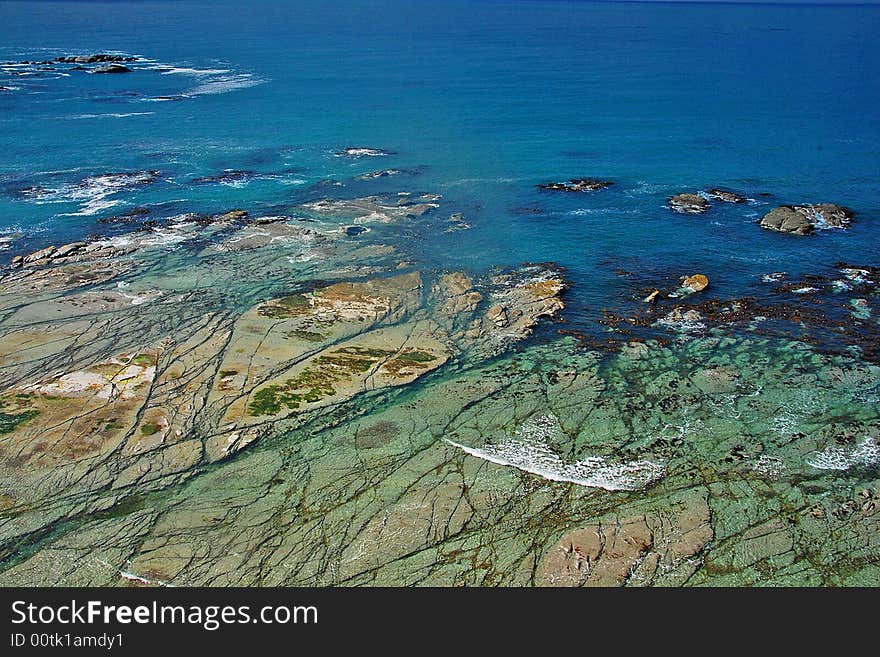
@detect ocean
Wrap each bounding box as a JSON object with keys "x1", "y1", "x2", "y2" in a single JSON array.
[{"x1": 2, "y1": 0, "x2": 879, "y2": 323}]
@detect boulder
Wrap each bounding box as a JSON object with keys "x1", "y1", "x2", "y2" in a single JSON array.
[
  {"x1": 760, "y1": 203, "x2": 854, "y2": 236},
  {"x1": 92, "y1": 64, "x2": 132, "y2": 74},
  {"x1": 669, "y1": 193, "x2": 709, "y2": 214},
  {"x1": 683, "y1": 274, "x2": 709, "y2": 292}
]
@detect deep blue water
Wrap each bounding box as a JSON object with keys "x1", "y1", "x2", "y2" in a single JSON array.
[{"x1": 1, "y1": 0, "x2": 879, "y2": 326}]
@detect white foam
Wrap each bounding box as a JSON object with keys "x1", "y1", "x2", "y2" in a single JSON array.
[
  {"x1": 20, "y1": 171, "x2": 157, "y2": 216},
  {"x1": 62, "y1": 197, "x2": 121, "y2": 217},
  {"x1": 157, "y1": 66, "x2": 231, "y2": 76},
  {"x1": 66, "y1": 112, "x2": 155, "y2": 119},
  {"x1": 806, "y1": 437, "x2": 879, "y2": 471},
  {"x1": 445, "y1": 414, "x2": 664, "y2": 492},
  {"x1": 752, "y1": 455, "x2": 785, "y2": 479},
  {"x1": 184, "y1": 73, "x2": 265, "y2": 96}
]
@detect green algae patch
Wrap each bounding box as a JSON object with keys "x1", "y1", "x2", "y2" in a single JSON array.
[
  {"x1": 258, "y1": 294, "x2": 312, "y2": 319},
  {"x1": 383, "y1": 349, "x2": 437, "y2": 376},
  {"x1": 0, "y1": 409, "x2": 40, "y2": 435},
  {"x1": 131, "y1": 354, "x2": 157, "y2": 367},
  {"x1": 315, "y1": 346, "x2": 393, "y2": 373},
  {"x1": 140, "y1": 422, "x2": 160, "y2": 436},
  {"x1": 247, "y1": 346, "x2": 395, "y2": 416},
  {"x1": 287, "y1": 329, "x2": 326, "y2": 342}
]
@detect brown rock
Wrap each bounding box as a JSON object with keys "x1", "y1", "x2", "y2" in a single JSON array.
[
  {"x1": 683, "y1": 274, "x2": 709, "y2": 292},
  {"x1": 760, "y1": 203, "x2": 854, "y2": 236},
  {"x1": 669, "y1": 193, "x2": 710, "y2": 214},
  {"x1": 486, "y1": 305, "x2": 509, "y2": 327}
]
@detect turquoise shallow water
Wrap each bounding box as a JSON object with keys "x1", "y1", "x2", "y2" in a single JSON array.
[{"x1": 1, "y1": 0, "x2": 879, "y2": 326}]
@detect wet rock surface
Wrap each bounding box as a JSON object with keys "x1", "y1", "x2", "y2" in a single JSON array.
[
  {"x1": 705, "y1": 188, "x2": 748, "y2": 204},
  {"x1": 0, "y1": 185, "x2": 877, "y2": 586},
  {"x1": 537, "y1": 178, "x2": 614, "y2": 193},
  {"x1": 760, "y1": 203, "x2": 854, "y2": 235},
  {"x1": 669, "y1": 193, "x2": 710, "y2": 214}
]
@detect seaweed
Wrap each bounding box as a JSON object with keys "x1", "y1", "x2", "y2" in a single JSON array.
[{"x1": 0, "y1": 410, "x2": 39, "y2": 435}]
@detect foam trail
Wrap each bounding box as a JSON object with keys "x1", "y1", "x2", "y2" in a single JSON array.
[
  {"x1": 445, "y1": 414, "x2": 664, "y2": 491},
  {"x1": 806, "y1": 437, "x2": 879, "y2": 471}
]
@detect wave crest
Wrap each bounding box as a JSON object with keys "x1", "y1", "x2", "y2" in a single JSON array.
[{"x1": 445, "y1": 414, "x2": 664, "y2": 491}]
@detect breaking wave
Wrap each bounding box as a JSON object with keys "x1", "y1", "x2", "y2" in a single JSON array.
[
  {"x1": 806, "y1": 437, "x2": 879, "y2": 471},
  {"x1": 445, "y1": 414, "x2": 664, "y2": 491}
]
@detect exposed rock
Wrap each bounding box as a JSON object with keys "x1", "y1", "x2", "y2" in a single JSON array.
[
  {"x1": 657, "y1": 307, "x2": 705, "y2": 332},
  {"x1": 191, "y1": 170, "x2": 253, "y2": 185},
  {"x1": 683, "y1": 274, "x2": 709, "y2": 292},
  {"x1": 53, "y1": 242, "x2": 86, "y2": 259},
  {"x1": 538, "y1": 490, "x2": 713, "y2": 586},
  {"x1": 301, "y1": 195, "x2": 439, "y2": 225},
  {"x1": 92, "y1": 64, "x2": 132, "y2": 74},
  {"x1": 23, "y1": 245, "x2": 56, "y2": 263},
  {"x1": 643, "y1": 290, "x2": 660, "y2": 303},
  {"x1": 355, "y1": 169, "x2": 401, "y2": 180},
  {"x1": 669, "y1": 193, "x2": 710, "y2": 214},
  {"x1": 205, "y1": 209, "x2": 248, "y2": 224},
  {"x1": 56, "y1": 54, "x2": 138, "y2": 64},
  {"x1": 486, "y1": 305, "x2": 509, "y2": 327},
  {"x1": 434, "y1": 272, "x2": 483, "y2": 315},
  {"x1": 706, "y1": 188, "x2": 748, "y2": 204},
  {"x1": 537, "y1": 178, "x2": 613, "y2": 193},
  {"x1": 760, "y1": 204, "x2": 854, "y2": 236}
]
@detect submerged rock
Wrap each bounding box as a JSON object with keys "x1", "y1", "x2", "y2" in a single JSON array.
[
  {"x1": 190, "y1": 170, "x2": 254, "y2": 185},
  {"x1": 760, "y1": 203, "x2": 854, "y2": 235},
  {"x1": 537, "y1": 178, "x2": 613, "y2": 192},
  {"x1": 669, "y1": 193, "x2": 710, "y2": 214},
  {"x1": 336, "y1": 147, "x2": 394, "y2": 158},
  {"x1": 355, "y1": 169, "x2": 402, "y2": 180},
  {"x1": 538, "y1": 490, "x2": 712, "y2": 586},
  {"x1": 301, "y1": 194, "x2": 439, "y2": 225}
]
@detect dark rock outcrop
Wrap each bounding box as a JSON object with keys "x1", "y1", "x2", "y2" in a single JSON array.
[
  {"x1": 191, "y1": 170, "x2": 254, "y2": 185},
  {"x1": 55, "y1": 54, "x2": 138, "y2": 64},
  {"x1": 537, "y1": 178, "x2": 614, "y2": 193},
  {"x1": 706, "y1": 188, "x2": 748, "y2": 204},
  {"x1": 92, "y1": 64, "x2": 132, "y2": 74}
]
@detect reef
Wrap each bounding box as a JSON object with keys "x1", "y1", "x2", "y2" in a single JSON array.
[
  {"x1": 537, "y1": 178, "x2": 614, "y2": 193},
  {"x1": 0, "y1": 181, "x2": 877, "y2": 586}
]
